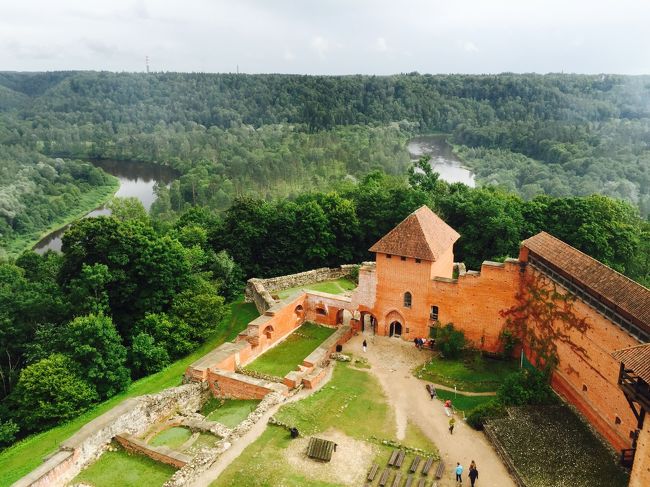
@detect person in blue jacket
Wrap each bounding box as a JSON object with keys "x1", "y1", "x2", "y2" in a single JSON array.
[{"x1": 455, "y1": 462, "x2": 463, "y2": 484}]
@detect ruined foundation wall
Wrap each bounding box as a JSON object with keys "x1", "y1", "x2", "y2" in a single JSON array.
[{"x1": 13, "y1": 384, "x2": 207, "y2": 487}]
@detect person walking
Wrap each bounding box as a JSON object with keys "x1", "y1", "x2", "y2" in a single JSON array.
[
  {"x1": 362, "y1": 339, "x2": 367, "y2": 353},
  {"x1": 468, "y1": 461, "x2": 479, "y2": 486},
  {"x1": 449, "y1": 417, "x2": 456, "y2": 434},
  {"x1": 455, "y1": 462, "x2": 463, "y2": 484}
]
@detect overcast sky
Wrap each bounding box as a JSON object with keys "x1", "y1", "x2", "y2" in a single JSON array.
[{"x1": 2, "y1": 0, "x2": 650, "y2": 75}]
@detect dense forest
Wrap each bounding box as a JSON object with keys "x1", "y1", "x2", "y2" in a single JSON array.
[{"x1": 0, "y1": 71, "x2": 649, "y2": 450}]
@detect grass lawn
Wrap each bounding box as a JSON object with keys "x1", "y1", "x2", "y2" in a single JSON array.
[
  {"x1": 276, "y1": 278, "x2": 356, "y2": 299},
  {"x1": 0, "y1": 300, "x2": 258, "y2": 487},
  {"x1": 187, "y1": 432, "x2": 219, "y2": 452},
  {"x1": 149, "y1": 427, "x2": 192, "y2": 449},
  {"x1": 435, "y1": 389, "x2": 494, "y2": 415},
  {"x1": 71, "y1": 445, "x2": 176, "y2": 487},
  {"x1": 416, "y1": 353, "x2": 519, "y2": 392},
  {"x1": 212, "y1": 362, "x2": 439, "y2": 486},
  {"x1": 244, "y1": 322, "x2": 335, "y2": 377},
  {"x1": 488, "y1": 405, "x2": 628, "y2": 487},
  {"x1": 201, "y1": 399, "x2": 260, "y2": 428}
]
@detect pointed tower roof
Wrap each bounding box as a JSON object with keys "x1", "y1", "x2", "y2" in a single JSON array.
[{"x1": 369, "y1": 205, "x2": 460, "y2": 261}]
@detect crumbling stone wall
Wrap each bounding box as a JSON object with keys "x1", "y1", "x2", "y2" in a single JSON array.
[
  {"x1": 13, "y1": 383, "x2": 209, "y2": 487},
  {"x1": 245, "y1": 265, "x2": 357, "y2": 313}
]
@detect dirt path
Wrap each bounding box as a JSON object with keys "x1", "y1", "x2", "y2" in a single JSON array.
[
  {"x1": 189, "y1": 367, "x2": 336, "y2": 487},
  {"x1": 352, "y1": 333, "x2": 515, "y2": 487}
]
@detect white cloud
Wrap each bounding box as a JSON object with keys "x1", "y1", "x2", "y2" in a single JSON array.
[
  {"x1": 376, "y1": 37, "x2": 389, "y2": 53},
  {"x1": 462, "y1": 41, "x2": 479, "y2": 53},
  {"x1": 283, "y1": 49, "x2": 296, "y2": 61},
  {"x1": 310, "y1": 36, "x2": 330, "y2": 57}
]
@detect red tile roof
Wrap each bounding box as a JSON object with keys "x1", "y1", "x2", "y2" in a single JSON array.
[
  {"x1": 369, "y1": 206, "x2": 460, "y2": 261},
  {"x1": 522, "y1": 232, "x2": 650, "y2": 334},
  {"x1": 612, "y1": 344, "x2": 650, "y2": 384}
]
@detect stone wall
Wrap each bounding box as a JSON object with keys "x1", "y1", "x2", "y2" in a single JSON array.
[
  {"x1": 115, "y1": 434, "x2": 191, "y2": 468},
  {"x1": 245, "y1": 265, "x2": 357, "y2": 314},
  {"x1": 13, "y1": 383, "x2": 208, "y2": 487}
]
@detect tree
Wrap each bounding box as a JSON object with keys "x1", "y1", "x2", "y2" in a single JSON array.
[
  {"x1": 60, "y1": 314, "x2": 130, "y2": 399},
  {"x1": 134, "y1": 313, "x2": 194, "y2": 358},
  {"x1": 129, "y1": 333, "x2": 170, "y2": 378},
  {"x1": 9, "y1": 354, "x2": 97, "y2": 432},
  {"x1": 171, "y1": 283, "x2": 226, "y2": 341},
  {"x1": 108, "y1": 196, "x2": 149, "y2": 224},
  {"x1": 435, "y1": 323, "x2": 466, "y2": 359}
]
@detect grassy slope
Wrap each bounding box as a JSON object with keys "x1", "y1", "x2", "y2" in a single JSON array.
[
  {"x1": 416, "y1": 354, "x2": 519, "y2": 392},
  {"x1": 435, "y1": 389, "x2": 493, "y2": 414},
  {"x1": 244, "y1": 322, "x2": 335, "y2": 377},
  {"x1": 71, "y1": 446, "x2": 176, "y2": 487},
  {"x1": 0, "y1": 300, "x2": 258, "y2": 487},
  {"x1": 276, "y1": 278, "x2": 356, "y2": 299},
  {"x1": 3, "y1": 176, "x2": 120, "y2": 258}
]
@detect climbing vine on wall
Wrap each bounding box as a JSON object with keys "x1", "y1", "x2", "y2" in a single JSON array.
[{"x1": 500, "y1": 270, "x2": 590, "y2": 373}]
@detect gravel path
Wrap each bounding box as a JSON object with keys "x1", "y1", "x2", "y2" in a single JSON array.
[{"x1": 350, "y1": 333, "x2": 515, "y2": 487}]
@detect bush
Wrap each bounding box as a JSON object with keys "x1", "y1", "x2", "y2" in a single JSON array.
[
  {"x1": 436, "y1": 323, "x2": 466, "y2": 359},
  {"x1": 497, "y1": 368, "x2": 556, "y2": 406},
  {"x1": 466, "y1": 399, "x2": 504, "y2": 430},
  {"x1": 129, "y1": 332, "x2": 170, "y2": 377}
]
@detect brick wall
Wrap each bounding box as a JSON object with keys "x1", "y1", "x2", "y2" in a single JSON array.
[
  {"x1": 115, "y1": 433, "x2": 190, "y2": 469},
  {"x1": 630, "y1": 421, "x2": 650, "y2": 487}
]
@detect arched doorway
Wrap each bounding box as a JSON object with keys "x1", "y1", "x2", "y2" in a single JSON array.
[
  {"x1": 389, "y1": 321, "x2": 403, "y2": 337},
  {"x1": 360, "y1": 312, "x2": 377, "y2": 334},
  {"x1": 263, "y1": 325, "x2": 274, "y2": 340}
]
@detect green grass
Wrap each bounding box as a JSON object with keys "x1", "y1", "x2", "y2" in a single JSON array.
[
  {"x1": 274, "y1": 361, "x2": 393, "y2": 440},
  {"x1": 149, "y1": 427, "x2": 192, "y2": 449},
  {"x1": 3, "y1": 177, "x2": 120, "y2": 258},
  {"x1": 416, "y1": 353, "x2": 519, "y2": 392},
  {"x1": 0, "y1": 300, "x2": 258, "y2": 487},
  {"x1": 435, "y1": 389, "x2": 494, "y2": 414},
  {"x1": 212, "y1": 362, "x2": 439, "y2": 486},
  {"x1": 276, "y1": 278, "x2": 356, "y2": 299},
  {"x1": 201, "y1": 399, "x2": 260, "y2": 428},
  {"x1": 210, "y1": 426, "x2": 341, "y2": 487},
  {"x1": 244, "y1": 322, "x2": 336, "y2": 377},
  {"x1": 71, "y1": 445, "x2": 176, "y2": 487},
  {"x1": 186, "y1": 432, "x2": 219, "y2": 452}
]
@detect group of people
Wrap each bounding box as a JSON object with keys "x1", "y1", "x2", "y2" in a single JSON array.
[
  {"x1": 455, "y1": 460, "x2": 479, "y2": 486},
  {"x1": 414, "y1": 337, "x2": 435, "y2": 350}
]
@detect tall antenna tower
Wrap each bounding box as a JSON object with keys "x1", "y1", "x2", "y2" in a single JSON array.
[{"x1": 146, "y1": 56, "x2": 150, "y2": 74}]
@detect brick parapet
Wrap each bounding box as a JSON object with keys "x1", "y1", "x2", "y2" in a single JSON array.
[{"x1": 115, "y1": 433, "x2": 191, "y2": 469}]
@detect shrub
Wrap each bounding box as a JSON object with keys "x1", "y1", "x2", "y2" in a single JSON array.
[
  {"x1": 466, "y1": 399, "x2": 505, "y2": 430},
  {"x1": 129, "y1": 332, "x2": 170, "y2": 377},
  {"x1": 436, "y1": 323, "x2": 466, "y2": 359},
  {"x1": 499, "y1": 329, "x2": 518, "y2": 358},
  {"x1": 348, "y1": 265, "x2": 360, "y2": 284},
  {"x1": 497, "y1": 368, "x2": 556, "y2": 406}
]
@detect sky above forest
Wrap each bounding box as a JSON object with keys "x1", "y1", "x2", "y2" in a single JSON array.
[{"x1": 2, "y1": 0, "x2": 649, "y2": 75}]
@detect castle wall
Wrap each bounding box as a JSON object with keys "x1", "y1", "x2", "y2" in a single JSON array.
[
  {"x1": 429, "y1": 245, "x2": 455, "y2": 279},
  {"x1": 427, "y1": 260, "x2": 521, "y2": 350},
  {"x1": 525, "y1": 267, "x2": 640, "y2": 451},
  {"x1": 630, "y1": 421, "x2": 650, "y2": 487}
]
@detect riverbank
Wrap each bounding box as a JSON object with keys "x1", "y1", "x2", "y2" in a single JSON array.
[{"x1": 1, "y1": 176, "x2": 119, "y2": 259}]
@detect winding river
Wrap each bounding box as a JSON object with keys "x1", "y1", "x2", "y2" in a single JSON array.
[
  {"x1": 33, "y1": 160, "x2": 177, "y2": 254},
  {"x1": 407, "y1": 135, "x2": 475, "y2": 187}
]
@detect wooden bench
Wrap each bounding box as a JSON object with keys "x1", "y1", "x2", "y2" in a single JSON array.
[
  {"x1": 367, "y1": 463, "x2": 379, "y2": 481},
  {"x1": 434, "y1": 461, "x2": 445, "y2": 479},
  {"x1": 378, "y1": 469, "x2": 390, "y2": 487},
  {"x1": 404, "y1": 474, "x2": 414, "y2": 487},
  {"x1": 422, "y1": 457, "x2": 434, "y2": 475},
  {"x1": 388, "y1": 449, "x2": 399, "y2": 466},
  {"x1": 390, "y1": 472, "x2": 402, "y2": 487},
  {"x1": 394, "y1": 450, "x2": 405, "y2": 468},
  {"x1": 409, "y1": 455, "x2": 421, "y2": 473},
  {"x1": 425, "y1": 383, "x2": 436, "y2": 398}
]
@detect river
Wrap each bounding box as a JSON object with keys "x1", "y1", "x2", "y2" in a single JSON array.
[
  {"x1": 407, "y1": 135, "x2": 475, "y2": 187},
  {"x1": 33, "y1": 160, "x2": 177, "y2": 254}
]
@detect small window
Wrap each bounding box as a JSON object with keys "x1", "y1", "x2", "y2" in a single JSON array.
[
  {"x1": 404, "y1": 292, "x2": 412, "y2": 308},
  {"x1": 386, "y1": 254, "x2": 392, "y2": 259},
  {"x1": 582, "y1": 384, "x2": 588, "y2": 392},
  {"x1": 415, "y1": 258, "x2": 421, "y2": 263},
  {"x1": 430, "y1": 306, "x2": 439, "y2": 320},
  {"x1": 615, "y1": 416, "x2": 622, "y2": 425},
  {"x1": 316, "y1": 307, "x2": 327, "y2": 315},
  {"x1": 401, "y1": 256, "x2": 407, "y2": 261},
  {"x1": 405, "y1": 327, "x2": 410, "y2": 334}
]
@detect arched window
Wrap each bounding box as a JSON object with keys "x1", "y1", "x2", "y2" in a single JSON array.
[{"x1": 404, "y1": 292, "x2": 412, "y2": 308}]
